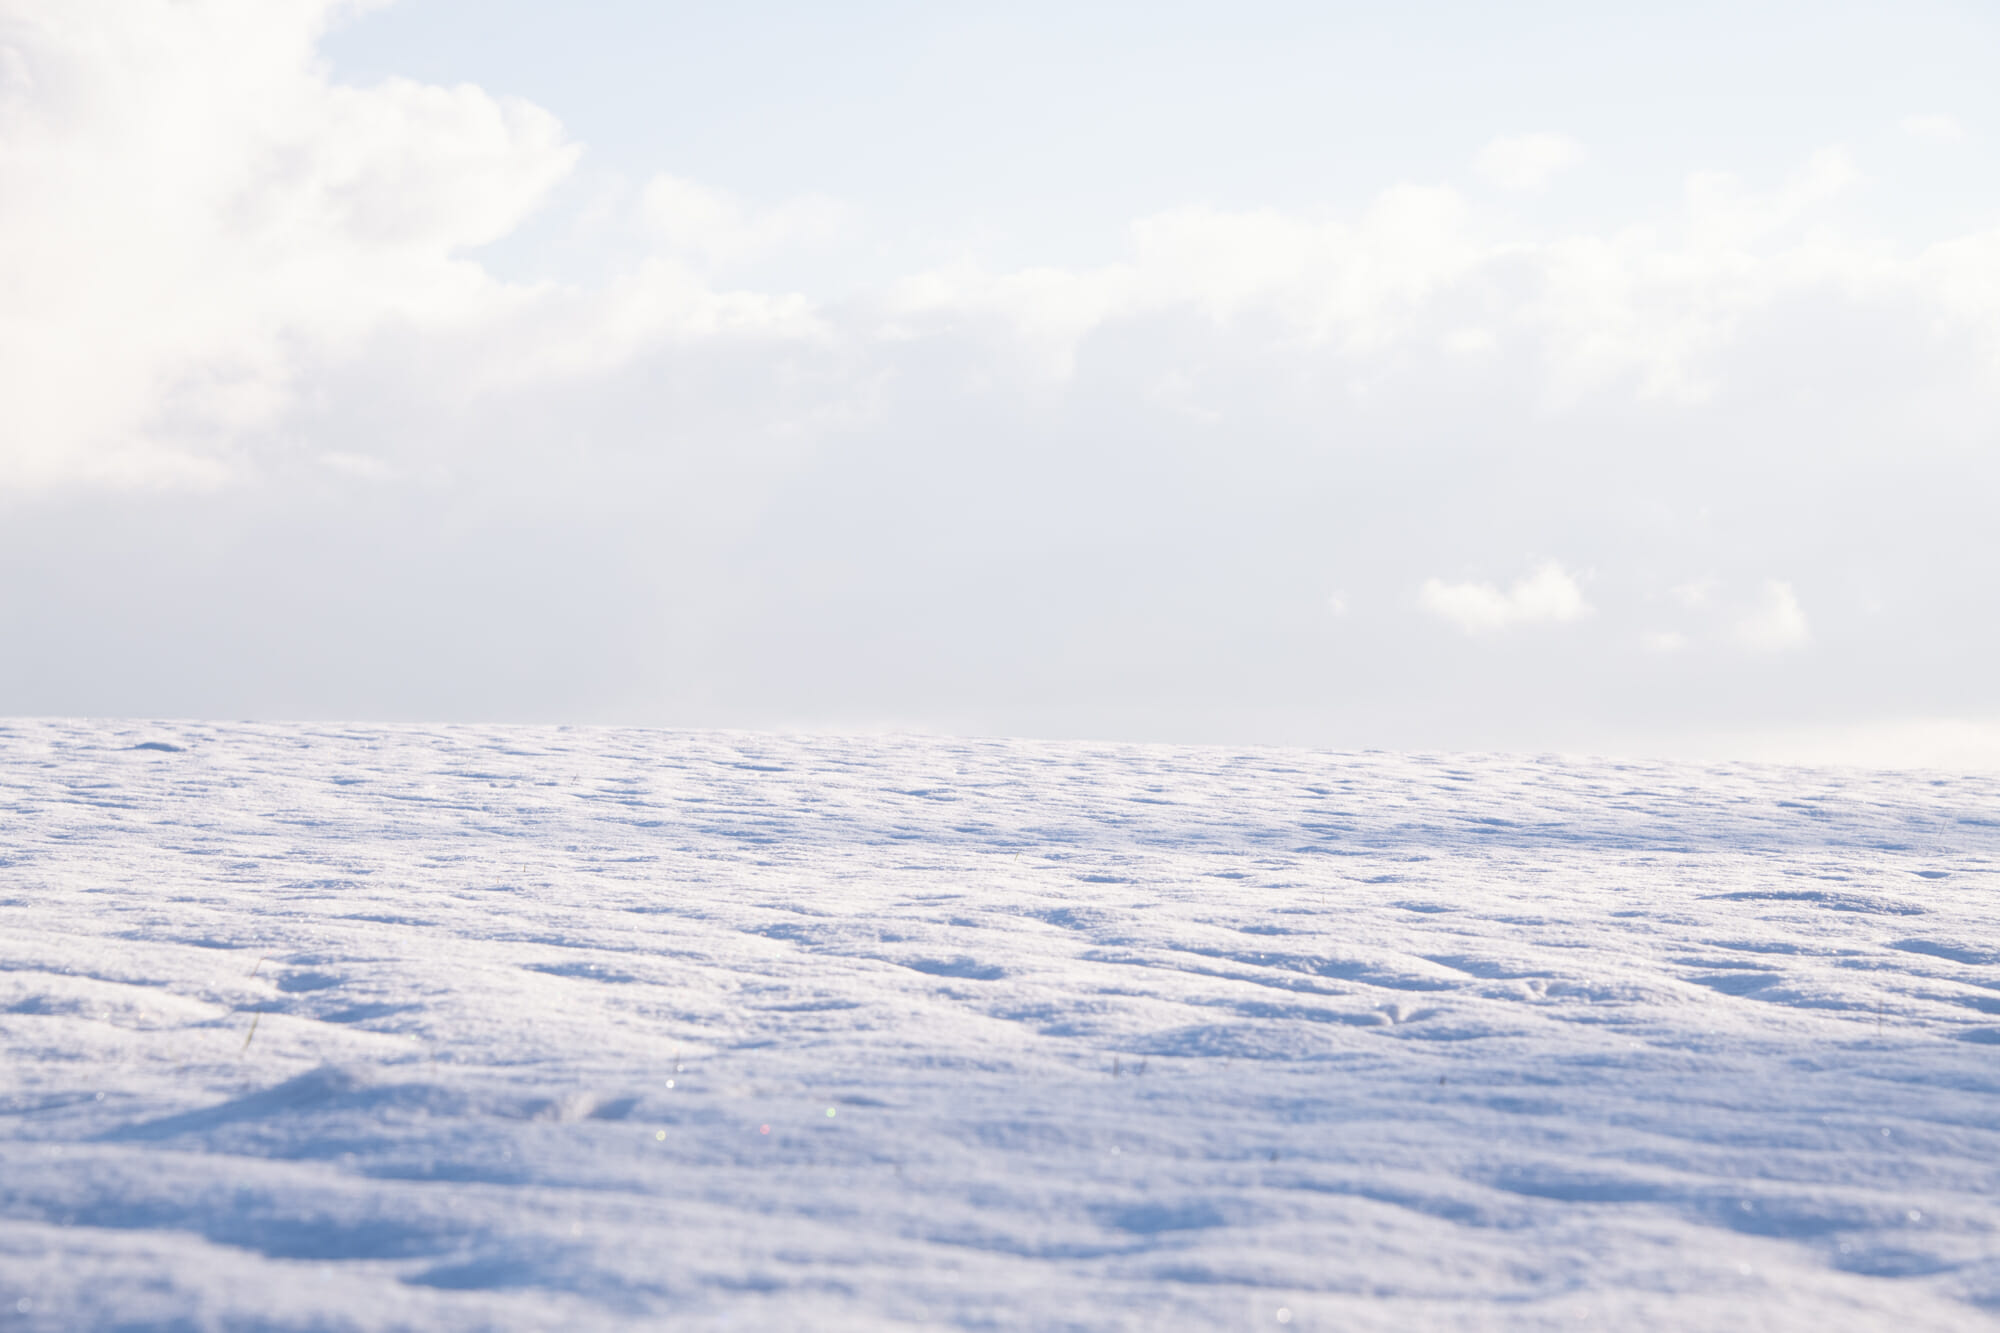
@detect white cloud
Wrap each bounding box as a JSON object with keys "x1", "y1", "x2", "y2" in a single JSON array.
[
  {"x1": 877, "y1": 141, "x2": 1976, "y2": 408},
  {"x1": 0, "y1": 0, "x2": 580, "y2": 486},
  {"x1": 1513, "y1": 148, "x2": 1874, "y2": 402},
  {"x1": 885, "y1": 184, "x2": 1481, "y2": 373},
  {"x1": 1420, "y1": 563, "x2": 1592, "y2": 634},
  {"x1": 316, "y1": 450, "x2": 396, "y2": 481},
  {"x1": 6, "y1": 6, "x2": 2000, "y2": 553},
  {"x1": 641, "y1": 175, "x2": 849, "y2": 269},
  {"x1": 7, "y1": 0, "x2": 1998, "y2": 502},
  {"x1": 1442, "y1": 327, "x2": 1497, "y2": 356},
  {"x1": 1735, "y1": 580, "x2": 1810, "y2": 653},
  {"x1": 1643, "y1": 631, "x2": 1689, "y2": 653},
  {"x1": 1901, "y1": 114, "x2": 1966, "y2": 142},
  {"x1": 1679, "y1": 147, "x2": 1861, "y2": 250},
  {"x1": 0, "y1": 0, "x2": 835, "y2": 491},
  {"x1": 1476, "y1": 133, "x2": 1586, "y2": 192},
  {"x1": 1670, "y1": 578, "x2": 1716, "y2": 609}
]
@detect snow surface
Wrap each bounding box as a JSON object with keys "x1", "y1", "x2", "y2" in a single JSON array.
[{"x1": 3, "y1": 720, "x2": 2000, "y2": 1331}]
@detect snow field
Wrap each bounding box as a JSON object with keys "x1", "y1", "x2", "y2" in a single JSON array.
[{"x1": 2, "y1": 721, "x2": 1999, "y2": 1329}]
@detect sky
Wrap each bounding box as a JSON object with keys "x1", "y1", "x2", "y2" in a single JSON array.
[{"x1": 2, "y1": 0, "x2": 1999, "y2": 764}]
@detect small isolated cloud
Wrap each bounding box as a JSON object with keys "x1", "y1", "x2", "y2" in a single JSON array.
[
  {"x1": 1900, "y1": 114, "x2": 1966, "y2": 142},
  {"x1": 1735, "y1": 580, "x2": 1810, "y2": 653},
  {"x1": 1476, "y1": 133, "x2": 1585, "y2": 192},
  {"x1": 318, "y1": 452, "x2": 396, "y2": 482},
  {"x1": 1327, "y1": 591, "x2": 1349, "y2": 617},
  {"x1": 1670, "y1": 577, "x2": 1716, "y2": 609},
  {"x1": 1441, "y1": 327, "x2": 1496, "y2": 356},
  {"x1": 1643, "y1": 631, "x2": 1689, "y2": 653},
  {"x1": 1421, "y1": 562, "x2": 1591, "y2": 634}
]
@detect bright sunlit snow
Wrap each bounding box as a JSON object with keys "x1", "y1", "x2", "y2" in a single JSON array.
[{"x1": 3, "y1": 720, "x2": 1998, "y2": 1329}]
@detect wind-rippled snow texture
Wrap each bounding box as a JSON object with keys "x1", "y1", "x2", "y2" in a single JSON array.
[{"x1": 2, "y1": 721, "x2": 1998, "y2": 1330}]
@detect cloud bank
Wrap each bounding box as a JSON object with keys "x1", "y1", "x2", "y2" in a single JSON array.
[
  {"x1": 0, "y1": 0, "x2": 579, "y2": 485},
  {"x1": 2, "y1": 0, "x2": 1999, "y2": 762},
  {"x1": 9, "y1": 5, "x2": 2000, "y2": 495}
]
